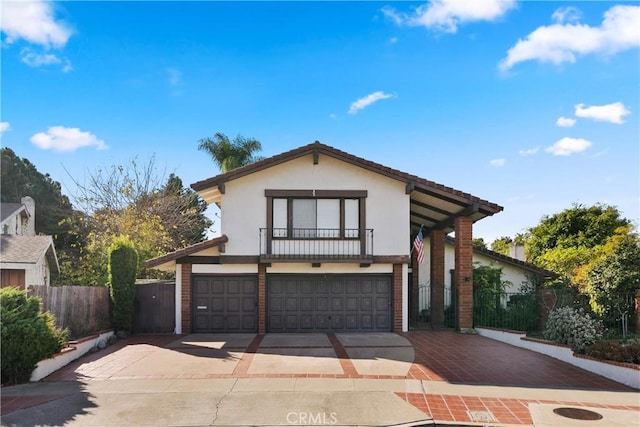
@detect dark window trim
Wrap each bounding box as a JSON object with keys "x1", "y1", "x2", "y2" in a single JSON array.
[{"x1": 266, "y1": 189, "x2": 366, "y2": 240}]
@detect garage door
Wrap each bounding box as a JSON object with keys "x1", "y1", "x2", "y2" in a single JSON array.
[
  {"x1": 192, "y1": 275, "x2": 258, "y2": 333},
  {"x1": 268, "y1": 275, "x2": 392, "y2": 332}
]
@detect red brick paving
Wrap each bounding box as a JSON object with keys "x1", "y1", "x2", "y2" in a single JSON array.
[{"x1": 4, "y1": 331, "x2": 637, "y2": 424}]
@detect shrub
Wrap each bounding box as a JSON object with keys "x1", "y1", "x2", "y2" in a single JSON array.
[
  {"x1": 0, "y1": 287, "x2": 68, "y2": 385},
  {"x1": 108, "y1": 236, "x2": 138, "y2": 333},
  {"x1": 586, "y1": 340, "x2": 640, "y2": 364},
  {"x1": 543, "y1": 306, "x2": 604, "y2": 353}
]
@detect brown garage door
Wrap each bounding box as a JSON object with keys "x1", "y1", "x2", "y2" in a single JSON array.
[
  {"x1": 192, "y1": 275, "x2": 258, "y2": 333},
  {"x1": 268, "y1": 274, "x2": 392, "y2": 332}
]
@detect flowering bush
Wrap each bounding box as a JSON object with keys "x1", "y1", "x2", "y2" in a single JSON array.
[{"x1": 543, "y1": 306, "x2": 604, "y2": 353}]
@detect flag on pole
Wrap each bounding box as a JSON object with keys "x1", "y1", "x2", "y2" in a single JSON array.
[{"x1": 413, "y1": 229, "x2": 425, "y2": 264}]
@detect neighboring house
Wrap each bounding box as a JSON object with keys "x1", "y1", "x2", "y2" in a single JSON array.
[
  {"x1": 0, "y1": 196, "x2": 59, "y2": 289},
  {"x1": 412, "y1": 237, "x2": 557, "y2": 319},
  {"x1": 144, "y1": 141, "x2": 505, "y2": 334}
]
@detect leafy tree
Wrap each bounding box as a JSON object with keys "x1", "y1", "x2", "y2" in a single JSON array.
[
  {"x1": 584, "y1": 232, "x2": 640, "y2": 335},
  {"x1": 1, "y1": 147, "x2": 77, "y2": 248},
  {"x1": 198, "y1": 132, "x2": 263, "y2": 173},
  {"x1": 472, "y1": 238, "x2": 487, "y2": 249},
  {"x1": 64, "y1": 157, "x2": 212, "y2": 285},
  {"x1": 525, "y1": 203, "x2": 630, "y2": 265},
  {"x1": 490, "y1": 234, "x2": 526, "y2": 256}
]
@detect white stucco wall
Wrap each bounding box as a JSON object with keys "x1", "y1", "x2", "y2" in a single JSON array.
[{"x1": 219, "y1": 154, "x2": 410, "y2": 257}]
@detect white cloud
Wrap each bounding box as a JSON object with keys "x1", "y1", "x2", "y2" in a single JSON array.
[
  {"x1": 545, "y1": 137, "x2": 592, "y2": 156},
  {"x1": 30, "y1": 126, "x2": 107, "y2": 152},
  {"x1": 552, "y1": 6, "x2": 582, "y2": 24},
  {"x1": 348, "y1": 91, "x2": 394, "y2": 115},
  {"x1": 490, "y1": 158, "x2": 506, "y2": 167},
  {"x1": 518, "y1": 147, "x2": 539, "y2": 156},
  {"x1": 389, "y1": 36, "x2": 399, "y2": 44},
  {"x1": 499, "y1": 5, "x2": 640, "y2": 71},
  {"x1": 383, "y1": 0, "x2": 516, "y2": 33},
  {"x1": 574, "y1": 102, "x2": 630, "y2": 124},
  {"x1": 1, "y1": 1, "x2": 72, "y2": 48},
  {"x1": 0, "y1": 122, "x2": 10, "y2": 134},
  {"x1": 556, "y1": 116, "x2": 576, "y2": 127},
  {"x1": 20, "y1": 47, "x2": 60, "y2": 65}
]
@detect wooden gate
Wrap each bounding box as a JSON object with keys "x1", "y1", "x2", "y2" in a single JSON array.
[{"x1": 133, "y1": 281, "x2": 175, "y2": 333}]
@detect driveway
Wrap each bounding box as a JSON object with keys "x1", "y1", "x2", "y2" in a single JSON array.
[{"x1": 1, "y1": 331, "x2": 638, "y2": 426}]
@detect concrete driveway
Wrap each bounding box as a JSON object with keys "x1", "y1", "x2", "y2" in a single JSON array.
[{"x1": 1, "y1": 331, "x2": 638, "y2": 426}]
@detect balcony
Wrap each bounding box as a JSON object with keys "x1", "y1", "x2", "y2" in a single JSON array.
[{"x1": 259, "y1": 228, "x2": 373, "y2": 263}]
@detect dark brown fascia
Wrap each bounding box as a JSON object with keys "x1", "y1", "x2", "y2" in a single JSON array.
[
  {"x1": 143, "y1": 235, "x2": 229, "y2": 268},
  {"x1": 191, "y1": 141, "x2": 503, "y2": 215}
]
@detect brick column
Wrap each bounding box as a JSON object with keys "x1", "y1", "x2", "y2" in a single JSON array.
[
  {"x1": 181, "y1": 263, "x2": 192, "y2": 334},
  {"x1": 454, "y1": 216, "x2": 474, "y2": 333},
  {"x1": 634, "y1": 289, "x2": 640, "y2": 333},
  {"x1": 393, "y1": 263, "x2": 403, "y2": 332},
  {"x1": 430, "y1": 229, "x2": 445, "y2": 327},
  {"x1": 258, "y1": 264, "x2": 267, "y2": 333}
]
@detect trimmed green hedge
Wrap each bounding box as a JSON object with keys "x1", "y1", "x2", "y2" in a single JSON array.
[
  {"x1": 1, "y1": 287, "x2": 68, "y2": 385},
  {"x1": 108, "y1": 236, "x2": 138, "y2": 332}
]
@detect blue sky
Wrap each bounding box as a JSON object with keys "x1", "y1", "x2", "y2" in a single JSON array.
[{"x1": 1, "y1": 1, "x2": 638, "y2": 243}]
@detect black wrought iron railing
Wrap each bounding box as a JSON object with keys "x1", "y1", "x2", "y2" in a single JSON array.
[{"x1": 259, "y1": 228, "x2": 373, "y2": 261}]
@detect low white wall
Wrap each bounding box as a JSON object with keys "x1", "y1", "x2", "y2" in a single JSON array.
[
  {"x1": 476, "y1": 327, "x2": 640, "y2": 390},
  {"x1": 30, "y1": 330, "x2": 114, "y2": 382}
]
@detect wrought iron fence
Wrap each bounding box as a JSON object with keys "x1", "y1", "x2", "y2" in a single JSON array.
[
  {"x1": 473, "y1": 288, "x2": 638, "y2": 336},
  {"x1": 259, "y1": 228, "x2": 373, "y2": 261}
]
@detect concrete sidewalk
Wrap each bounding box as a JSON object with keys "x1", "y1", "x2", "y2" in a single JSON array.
[{"x1": 1, "y1": 332, "x2": 638, "y2": 426}]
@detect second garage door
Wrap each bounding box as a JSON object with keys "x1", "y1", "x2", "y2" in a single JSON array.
[
  {"x1": 192, "y1": 275, "x2": 258, "y2": 333},
  {"x1": 268, "y1": 274, "x2": 392, "y2": 332}
]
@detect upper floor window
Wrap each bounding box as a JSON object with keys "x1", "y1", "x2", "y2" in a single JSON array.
[{"x1": 266, "y1": 190, "x2": 366, "y2": 239}]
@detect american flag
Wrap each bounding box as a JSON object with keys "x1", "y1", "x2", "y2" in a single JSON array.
[{"x1": 413, "y1": 229, "x2": 425, "y2": 264}]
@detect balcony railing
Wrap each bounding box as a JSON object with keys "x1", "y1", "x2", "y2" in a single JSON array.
[{"x1": 259, "y1": 228, "x2": 373, "y2": 262}]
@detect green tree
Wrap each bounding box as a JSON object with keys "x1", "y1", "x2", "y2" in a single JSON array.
[
  {"x1": 584, "y1": 233, "x2": 640, "y2": 334},
  {"x1": 525, "y1": 203, "x2": 629, "y2": 266},
  {"x1": 1, "y1": 147, "x2": 77, "y2": 249},
  {"x1": 64, "y1": 157, "x2": 212, "y2": 285},
  {"x1": 108, "y1": 236, "x2": 138, "y2": 333},
  {"x1": 472, "y1": 238, "x2": 487, "y2": 249},
  {"x1": 198, "y1": 132, "x2": 263, "y2": 173}
]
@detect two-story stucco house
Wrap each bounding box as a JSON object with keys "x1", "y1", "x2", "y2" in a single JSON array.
[
  {"x1": 144, "y1": 142, "x2": 506, "y2": 334},
  {"x1": 0, "y1": 196, "x2": 59, "y2": 288}
]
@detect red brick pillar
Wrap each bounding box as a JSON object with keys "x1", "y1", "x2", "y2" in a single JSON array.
[
  {"x1": 454, "y1": 216, "x2": 474, "y2": 332},
  {"x1": 430, "y1": 229, "x2": 445, "y2": 327},
  {"x1": 634, "y1": 289, "x2": 640, "y2": 333},
  {"x1": 258, "y1": 264, "x2": 267, "y2": 333},
  {"x1": 393, "y1": 263, "x2": 403, "y2": 332},
  {"x1": 181, "y1": 263, "x2": 192, "y2": 334}
]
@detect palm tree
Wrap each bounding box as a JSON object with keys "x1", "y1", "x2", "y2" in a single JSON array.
[{"x1": 198, "y1": 133, "x2": 263, "y2": 173}]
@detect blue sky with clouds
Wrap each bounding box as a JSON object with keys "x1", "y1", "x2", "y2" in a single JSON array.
[{"x1": 1, "y1": 1, "x2": 638, "y2": 243}]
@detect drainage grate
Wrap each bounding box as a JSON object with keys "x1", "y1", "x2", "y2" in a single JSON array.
[
  {"x1": 553, "y1": 407, "x2": 603, "y2": 421},
  {"x1": 467, "y1": 410, "x2": 495, "y2": 423}
]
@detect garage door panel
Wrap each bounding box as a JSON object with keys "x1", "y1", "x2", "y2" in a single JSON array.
[
  {"x1": 301, "y1": 315, "x2": 313, "y2": 329},
  {"x1": 267, "y1": 275, "x2": 392, "y2": 332},
  {"x1": 315, "y1": 297, "x2": 329, "y2": 311},
  {"x1": 192, "y1": 275, "x2": 258, "y2": 333}
]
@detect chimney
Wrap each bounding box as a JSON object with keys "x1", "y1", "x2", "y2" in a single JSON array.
[
  {"x1": 21, "y1": 196, "x2": 36, "y2": 236},
  {"x1": 509, "y1": 243, "x2": 525, "y2": 261}
]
